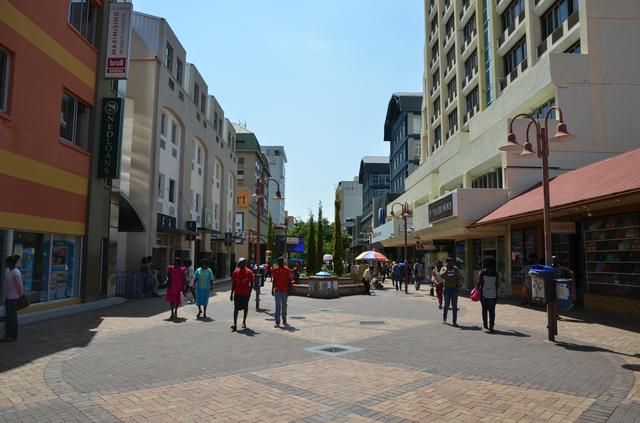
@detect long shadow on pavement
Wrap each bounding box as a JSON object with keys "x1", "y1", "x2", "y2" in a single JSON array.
[{"x1": 555, "y1": 341, "x2": 640, "y2": 361}]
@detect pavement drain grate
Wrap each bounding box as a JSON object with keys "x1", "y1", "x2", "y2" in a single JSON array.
[
  {"x1": 359, "y1": 320, "x2": 387, "y2": 326},
  {"x1": 305, "y1": 344, "x2": 363, "y2": 357}
]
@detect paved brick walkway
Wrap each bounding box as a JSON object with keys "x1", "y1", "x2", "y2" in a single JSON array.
[{"x1": 0, "y1": 280, "x2": 638, "y2": 422}]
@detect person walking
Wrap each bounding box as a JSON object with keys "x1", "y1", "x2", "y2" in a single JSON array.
[
  {"x1": 3, "y1": 256, "x2": 24, "y2": 342},
  {"x1": 431, "y1": 261, "x2": 444, "y2": 309},
  {"x1": 475, "y1": 258, "x2": 500, "y2": 333},
  {"x1": 140, "y1": 257, "x2": 153, "y2": 297},
  {"x1": 271, "y1": 257, "x2": 292, "y2": 327},
  {"x1": 391, "y1": 261, "x2": 399, "y2": 291},
  {"x1": 164, "y1": 258, "x2": 186, "y2": 321},
  {"x1": 230, "y1": 258, "x2": 253, "y2": 331},
  {"x1": 440, "y1": 258, "x2": 463, "y2": 327},
  {"x1": 194, "y1": 258, "x2": 214, "y2": 319},
  {"x1": 413, "y1": 257, "x2": 425, "y2": 291}
]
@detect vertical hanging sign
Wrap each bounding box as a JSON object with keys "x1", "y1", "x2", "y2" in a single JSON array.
[
  {"x1": 98, "y1": 98, "x2": 124, "y2": 179},
  {"x1": 105, "y1": 2, "x2": 132, "y2": 79}
]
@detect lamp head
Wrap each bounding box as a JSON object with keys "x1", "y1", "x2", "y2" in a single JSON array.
[
  {"x1": 499, "y1": 132, "x2": 522, "y2": 152},
  {"x1": 273, "y1": 190, "x2": 284, "y2": 200},
  {"x1": 520, "y1": 140, "x2": 535, "y2": 158},
  {"x1": 551, "y1": 122, "x2": 575, "y2": 142}
]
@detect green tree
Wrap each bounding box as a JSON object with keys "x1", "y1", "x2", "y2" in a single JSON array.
[
  {"x1": 266, "y1": 214, "x2": 275, "y2": 261},
  {"x1": 305, "y1": 213, "x2": 316, "y2": 274},
  {"x1": 316, "y1": 203, "x2": 324, "y2": 270},
  {"x1": 333, "y1": 191, "x2": 344, "y2": 275}
]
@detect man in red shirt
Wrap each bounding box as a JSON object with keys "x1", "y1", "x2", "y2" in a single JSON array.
[
  {"x1": 230, "y1": 258, "x2": 253, "y2": 331},
  {"x1": 271, "y1": 257, "x2": 292, "y2": 327}
]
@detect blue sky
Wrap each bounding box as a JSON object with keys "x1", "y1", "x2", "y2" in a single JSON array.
[{"x1": 133, "y1": 0, "x2": 424, "y2": 222}]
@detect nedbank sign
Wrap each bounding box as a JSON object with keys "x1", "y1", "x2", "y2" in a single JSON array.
[{"x1": 98, "y1": 97, "x2": 123, "y2": 179}]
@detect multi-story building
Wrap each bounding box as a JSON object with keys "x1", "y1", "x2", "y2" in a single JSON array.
[
  {"x1": 0, "y1": 0, "x2": 107, "y2": 312},
  {"x1": 336, "y1": 178, "x2": 363, "y2": 230},
  {"x1": 233, "y1": 124, "x2": 271, "y2": 264},
  {"x1": 117, "y1": 12, "x2": 237, "y2": 278},
  {"x1": 384, "y1": 93, "x2": 423, "y2": 194},
  {"x1": 381, "y1": 0, "x2": 640, "y2": 297},
  {"x1": 261, "y1": 146, "x2": 287, "y2": 226},
  {"x1": 351, "y1": 157, "x2": 390, "y2": 250}
]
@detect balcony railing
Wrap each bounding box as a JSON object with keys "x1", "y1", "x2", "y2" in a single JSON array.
[
  {"x1": 462, "y1": 104, "x2": 479, "y2": 126},
  {"x1": 499, "y1": 57, "x2": 528, "y2": 92},
  {"x1": 537, "y1": 10, "x2": 580, "y2": 57},
  {"x1": 498, "y1": 10, "x2": 525, "y2": 47},
  {"x1": 459, "y1": 0, "x2": 473, "y2": 21},
  {"x1": 461, "y1": 29, "x2": 477, "y2": 56},
  {"x1": 431, "y1": 111, "x2": 441, "y2": 125},
  {"x1": 462, "y1": 66, "x2": 478, "y2": 90},
  {"x1": 446, "y1": 125, "x2": 458, "y2": 139}
]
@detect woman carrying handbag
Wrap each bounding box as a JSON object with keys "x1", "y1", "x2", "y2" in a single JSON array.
[
  {"x1": 3, "y1": 255, "x2": 25, "y2": 342},
  {"x1": 475, "y1": 258, "x2": 500, "y2": 333}
]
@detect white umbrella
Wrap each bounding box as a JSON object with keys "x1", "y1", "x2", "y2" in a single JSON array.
[{"x1": 323, "y1": 254, "x2": 333, "y2": 262}]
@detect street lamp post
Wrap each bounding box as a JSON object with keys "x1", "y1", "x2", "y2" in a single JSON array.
[
  {"x1": 499, "y1": 106, "x2": 574, "y2": 342},
  {"x1": 253, "y1": 177, "x2": 284, "y2": 310},
  {"x1": 391, "y1": 202, "x2": 411, "y2": 294}
]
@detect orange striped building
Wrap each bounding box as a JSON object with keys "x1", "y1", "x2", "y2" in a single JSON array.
[{"x1": 0, "y1": 0, "x2": 102, "y2": 310}]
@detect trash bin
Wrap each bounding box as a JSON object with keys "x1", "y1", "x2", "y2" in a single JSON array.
[
  {"x1": 555, "y1": 278, "x2": 573, "y2": 310},
  {"x1": 529, "y1": 265, "x2": 557, "y2": 305}
]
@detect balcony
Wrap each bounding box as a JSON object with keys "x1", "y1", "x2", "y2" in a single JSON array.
[
  {"x1": 459, "y1": 0, "x2": 475, "y2": 24},
  {"x1": 444, "y1": 61, "x2": 456, "y2": 83},
  {"x1": 445, "y1": 94, "x2": 457, "y2": 112},
  {"x1": 497, "y1": 10, "x2": 526, "y2": 56},
  {"x1": 461, "y1": 67, "x2": 479, "y2": 95},
  {"x1": 429, "y1": 1, "x2": 437, "y2": 18},
  {"x1": 443, "y1": 0, "x2": 454, "y2": 20},
  {"x1": 431, "y1": 111, "x2": 441, "y2": 125},
  {"x1": 537, "y1": 11, "x2": 580, "y2": 58},
  {"x1": 462, "y1": 104, "x2": 479, "y2": 130},
  {"x1": 430, "y1": 83, "x2": 440, "y2": 99},
  {"x1": 444, "y1": 30, "x2": 456, "y2": 49},
  {"x1": 461, "y1": 30, "x2": 477, "y2": 59},
  {"x1": 495, "y1": 0, "x2": 511, "y2": 15},
  {"x1": 429, "y1": 31, "x2": 439, "y2": 47},
  {"x1": 499, "y1": 57, "x2": 528, "y2": 93},
  {"x1": 534, "y1": 0, "x2": 556, "y2": 16},
  {"x1": 430, "y1": 55, "x2": 439, "y2": 70},
  {"x1": 446, "y1": 124, "x2": 458, "y2": 140}
]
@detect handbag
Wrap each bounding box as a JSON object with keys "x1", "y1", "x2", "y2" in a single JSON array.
[
  {"x1": 17, "y1": 294, "x2": 30, "y2": 310},
  {"x1": 470, "y1": 287, "x2": 481, "y2": 302},
  {"x1": 180, "y1": 292, "x2": 188, "y2": 306}
]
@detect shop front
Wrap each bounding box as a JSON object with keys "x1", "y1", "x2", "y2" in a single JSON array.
[{"x1": 1, "y1": 229, "x2": 83, "y2": 311}]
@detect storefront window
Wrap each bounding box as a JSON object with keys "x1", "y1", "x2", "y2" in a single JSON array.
[
  {"x1": 0, "y1": 230, "x2": 6, "y2": 305},
  {"x1": 12, "y1": 231, "x2": 81, "y2": 304},
  {"x1": 584, "y1": 213, "x2": 640, "y2": 297},
  {"x1": 552, "y1": 233, "x2": 573, "y2": 268},
  {"x1": 511, "y1": 228, "x2": 538, "y2": 285},
  {"x1": 473, "y1": 239, "x2": 482, "y2": 270}
]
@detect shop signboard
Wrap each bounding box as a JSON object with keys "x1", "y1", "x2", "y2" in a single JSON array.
[
  {"x1": 235, "y1": 212, "x2": 245, "y2": 244},
  {"x1": 428, "y1": 193, "x2": 458, "y2": 224},
  {"x1": 157, "y1": 213, "x2": 177, "y2": 232},
  {"x1": 97, "y1": 97, "x2": 124, "y2": 179},
  {"x1": 236, "y1": 188, "x2": 250, "y2": 209},
  {"x1": 105, "y1": 2, "x2": 132, "y2": 79},
  {"x1": 186, "y1": 221, "x2": 197, "y2": 241},
  {"x1": 551, "y1": 221, "x2": 576, "y2": 234}
]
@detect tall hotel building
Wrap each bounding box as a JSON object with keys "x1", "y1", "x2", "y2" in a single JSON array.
[{"x1": 383, "y1": 1, "x2": 640, "y2": 296}]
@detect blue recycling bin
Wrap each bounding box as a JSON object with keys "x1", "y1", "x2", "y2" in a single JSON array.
[
  {"x1": 529, "y1": 265, "x2": 556, "y2": 305},
  {"x1": 555, "y1": 278, "x2": 573, "y2": 310}
]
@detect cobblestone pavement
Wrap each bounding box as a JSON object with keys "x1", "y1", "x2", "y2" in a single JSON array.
[{"x1": 1, "y1": 280, "x2": 639, "y2": 422}]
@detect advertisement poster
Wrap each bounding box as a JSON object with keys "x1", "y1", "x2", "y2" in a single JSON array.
[
  {"x1": 104, "y1": 2, "x2": 132, "y2": 78},
  {"x1": 19, "y1": 247, "x2": 34, "y2": 297},
  {"x1": 49, "y1": 241, "x2": 74, "y2": 300}
]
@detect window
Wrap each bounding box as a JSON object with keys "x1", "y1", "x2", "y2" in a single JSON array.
[
  {"x1": 194, "y1": 84, "x2": 200, "y2": 106},
  {"x1": 431, "y1": 43, "x2": 439, "y2": 59},
  {"x1": 464, "y1": 50, "x2": 478, "y2": 79},
  {"x1": 432, "y1": 126, "x2": 442, "y2": 152},
  {"x1": 158, "y1": 173, "x2": 165, "y2": 199},
  {"x1": 466, "y1": 87, "x2": 479, "y2": 113},
  {"x1": 448, "y1": 109, "x2": 458, "y2": 132},
  {"x1": 213, "y1": 112, "x2": 218, "y2": 129},
  {"x1": 447, "y1": 77, "x2": 457, "y2": 99},
  {"x1": 503, "y1": 36, "x2": 527, "y2": 75},
  {"x1": 463, "y1": 14, "x2": 477, "y2": 43},
  {"x1": 433, "y1": 97, "x2": 440, "y2": 116},
  {"x1": 59, "y1": 91, "x2": 90, "y2": 148},
  {"x1": 171, "y1": 122, "x2": 178, "y2": 144},
  {"x1": 68, "y1": 0, "x2": 97, "y2": 45},
  {"x1": 0, "y1": 48, "x2": 9, "y2": 112},
  {"x1": 176, "y1": 58, "x2": 183, "y2": 83},
  {"x1": 430, "y1": 16, "x2": 438, "y2": 34},
  {"x1": 197, "y1": 145, "x2": 202, "y2": 165},
  {"x1": 196, "y1": 193, "x2": 201, "y2": 213},
  {"x1": 165, "y1": 43, "x2": 174, "y2": 72},
  {"x1": 373, "y1": 174, "x2": 389, "y2": 185},
  {"x1": 160, "y1": 113, "x2": 167, "y2": 136},
  {"x1": 565, "y1": 40, "x2": 581, "y2": 54},
  {"x1": 531, "y1": 97, "x2": 556, "y2": 119},
  {"x1": 237, "y1": 157, "x2": 245, "y2": 166},
  {"x1": 446, "y1": 48, "x2": 456, "y2": 69},
  {"x1": 274, "y1": 150, "x2": 280, "y2": 156},
  {"x1": 413, "y1": 140, "x2": 421, "y2": 160},
  {"x1": 541, "y1": 0, "x2": 579, "y2": 39},
  {"x1": 372, "y1": 189, "x2": 386, "y2": 199},
  {"x1": 168, "y1": 179, "x2": 175, "y2": 203},
  {"x1": 483, "y1": 0, "x2": 494, "y2": 106},
  {"x1": 412, "y1": 114, "x2": 421, "y2": 134},
  {"x1": 471, "y1": 169, "x2": 503, "y2": 188},
  {"x1": 432, "y1": 68, "x2": 440, "y2": 87},
  {"x1": 200, "y1": 93, "x2": 206, "y2": 114},
  {"x1": 501, "y1": 0, "x2": 524, "y2": 31},
  {"x1": 445, "y1": 17, "x2": 454, "y2": 38}
]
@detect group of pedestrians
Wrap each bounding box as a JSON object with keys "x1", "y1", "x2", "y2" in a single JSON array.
[{"x1": 163, "y1": 257, "x2": 214, "y2": 321}]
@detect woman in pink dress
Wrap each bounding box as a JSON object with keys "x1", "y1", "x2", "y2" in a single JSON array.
[{"x1": 165, "y1": 258, "x2": 186, "y2": 320}]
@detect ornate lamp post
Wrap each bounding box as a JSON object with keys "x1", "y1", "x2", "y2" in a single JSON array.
[
  {"x1": 391, "y1": 202, "x2": 411, "y2": 294},
  {"x1": 253, "y1": 177, "x2": 284, "y2": 310},
  {"x1": 499, "y1": 106, "x2": 574, "y2": 341}
]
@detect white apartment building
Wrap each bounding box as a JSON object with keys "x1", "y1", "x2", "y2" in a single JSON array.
[
  {"x1": 337, "y1": 178, "x2": 363, "y2": 229},
  {"x1": 379, "y1": 0, "x2": 640, "y2": 293},
  {"x1": 261, "y1": 146, "x2": 287, "y2": 226},
  {"x1": 117, "y1": 12, "x2": 237, "y2": 277}
]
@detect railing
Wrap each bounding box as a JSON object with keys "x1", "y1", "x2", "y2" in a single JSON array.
[
  {"x1": 536, "y1": 10, "x2": 579, "y2": 57},
  {"x1": 116, "y1": 272, "x2": 148, "y2": 298},
  {"x1": 462, "y1": 66, "x2": 477, "y2": 89},
  {"x1": 499, "y1": 57, "x2": 528, "y2": 92},
  {"x1": 498, "y1": 10, "x2": 525, "y2": 47},
  {"x1": 463, "y1": 104, "x2": 479, "y2": 125}
]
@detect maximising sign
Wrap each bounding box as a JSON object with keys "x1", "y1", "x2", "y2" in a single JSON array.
[
  {"x1": 97, "y1": 98, "x2": 123, "y2": 179},
  {"x1": 105, "y1": 3, "x2": 132, "y2": 79},
  {"x1": 428, "y1": 193, "x2": 457, "y2": 224}
]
